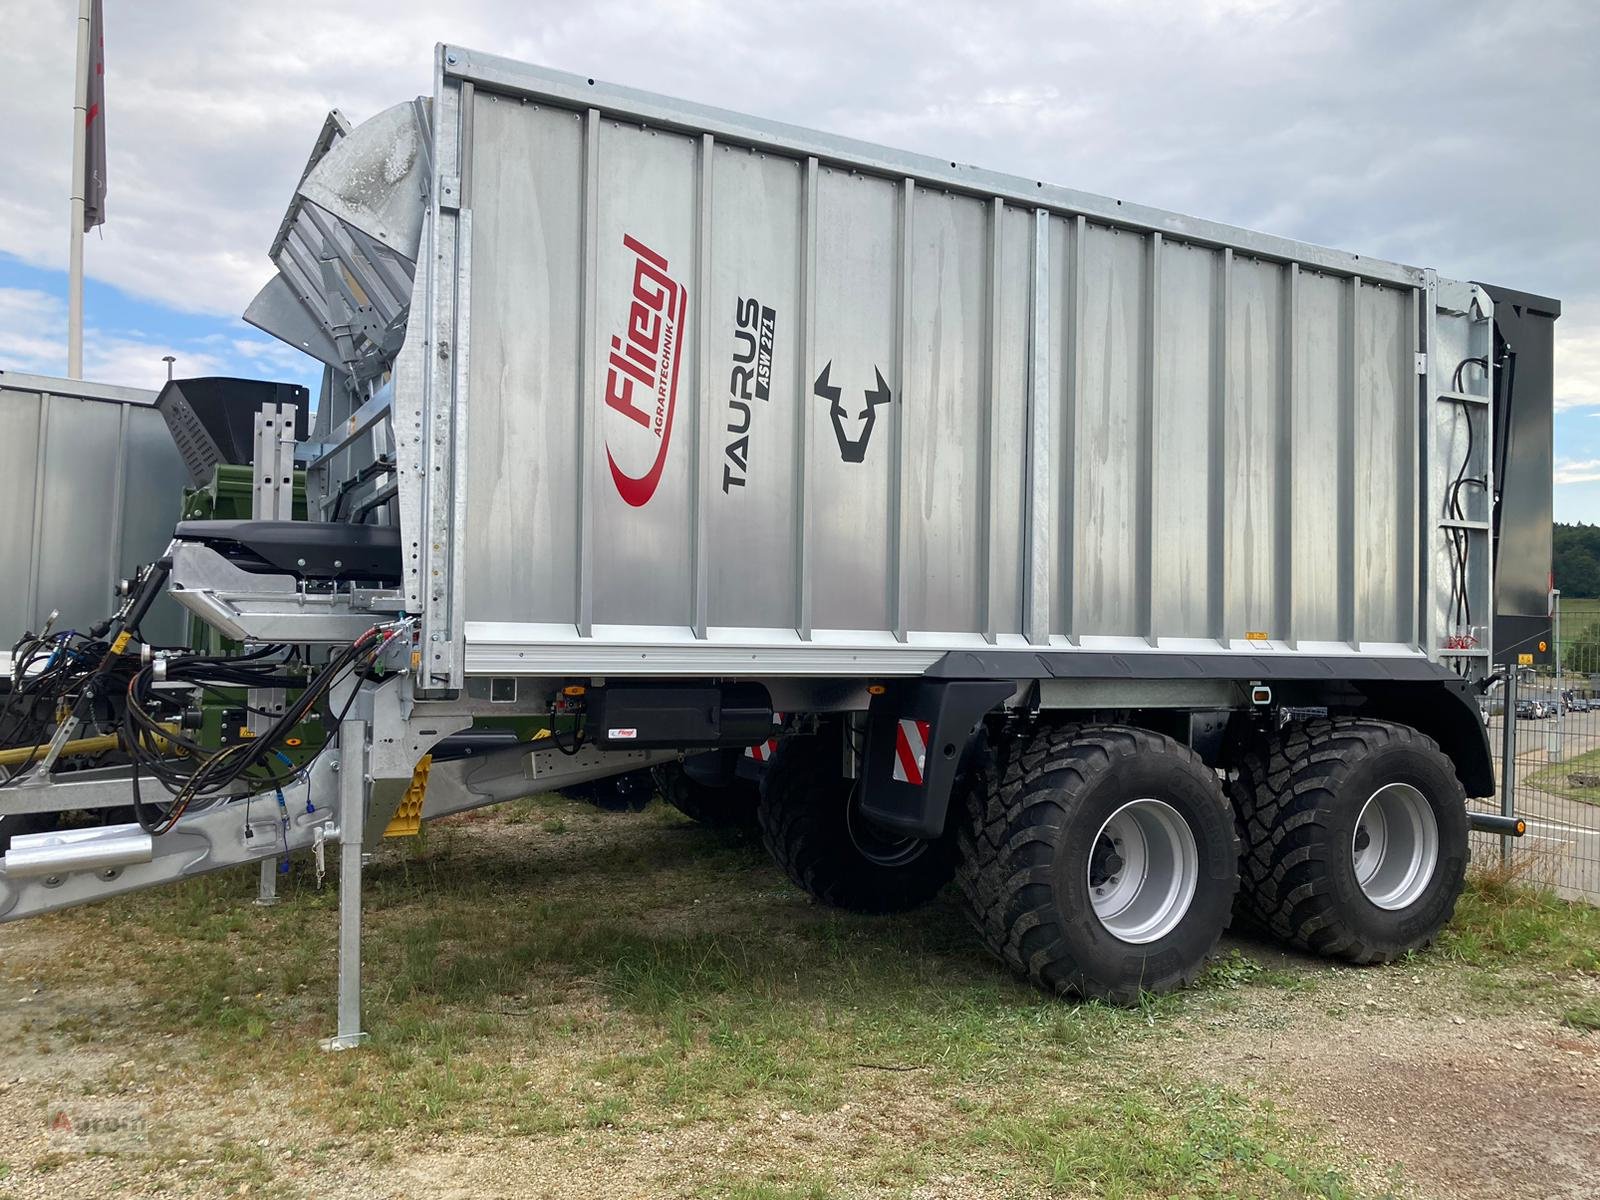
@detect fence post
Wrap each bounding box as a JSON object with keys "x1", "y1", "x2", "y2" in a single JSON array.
[
  {"x1": 1499, "y1": 670, "x2": 1518, "y2": 868},
  {"x1": 1550, "y1": 590, "x2": 1563, "y2": 763}
]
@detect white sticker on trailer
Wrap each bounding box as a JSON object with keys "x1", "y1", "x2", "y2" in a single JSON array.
[{"x1": 608, "y1": 728, "x2": 638, "y2": 740}]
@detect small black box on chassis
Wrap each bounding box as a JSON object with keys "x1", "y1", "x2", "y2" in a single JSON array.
[{"x1": 588, "y1": 684, "x2": 773, "y2": 749}]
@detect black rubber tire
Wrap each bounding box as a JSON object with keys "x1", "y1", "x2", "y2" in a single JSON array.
[
  {"x1": 1228, "y1": 718, "x2": 1469, "y2": 963},
  {"x1": 654, "y1": 763, "x2": 759, "y2": 828},
  {"x1": 757, "y1": 732, "x2": 957, "y2": 913},
  {"x1": 0, "y1": 812, "x2": 52, "y2": 856},
  {"x1": 956, "y1": 724, "x2": 1239, "y2": 1004},
  {"x1": 558, "y1": 769, "x2": 655, "y2": 812}
]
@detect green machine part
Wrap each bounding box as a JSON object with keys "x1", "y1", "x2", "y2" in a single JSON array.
[
  {"x1": 180, "y1": 463, "x2": 315, "y2": 755},
  {"x1": 179, "y1": 464, "x2": 307, "y2": 657},
  {"x1": 181, "y1": 463, "x2": 309, "y2": 524}
]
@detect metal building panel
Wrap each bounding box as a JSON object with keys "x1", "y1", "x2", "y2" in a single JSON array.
[
  {"x1": 1223, "y1": 256, "x2": 1286, "y2": 640},
  {"x1": 1073, "y1": 224, "x2": 1147, "y2": 637},
  {"x1": 1354, "y1": 282, "x2": 1413, "y2": 644},
  {"x1": 705, "y1": 145, "x2": 803, "y2": 629},
  {"x1": 1147, "y1": 239, "x2": 1220, "y2": 639},
  {"x1": 0, "y1": 392, "x2": 43, "y2": 638},
  {"x1": 35, "y1": 397, "x2": 121, "y2": 630},
  {"x1": 589, "y1": 119, "x2": 699, "y2": 627},
  {"x1": 1290, "y1": 270, "x2": 1347, "y2": 643},
  {"x1": 463, "y1": 96, "x2": 585, "y2": 624},
  {"x1": 808, "y1": 167, "x2": 898, "y2": 633},
  {"x1": 902, "y1": 188, "x2": 987, "y2": 634},
  {"x1": 115, "y1": 408, "x2": 187, "y2": 645}
]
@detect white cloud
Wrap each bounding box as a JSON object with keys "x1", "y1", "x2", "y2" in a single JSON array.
[
  {"x1": 0, "y1": 0, "x2": 1595, "y2": 422},
  {"x1": 1556, "y1": 321, "x2": 1600, "y2": 412},
  {"x1": 0, "y1": 285, "x2": 232, "y2": 389},
  {"x1": 1555, "y1": 459, "x2": 1600, "y2": 486}
]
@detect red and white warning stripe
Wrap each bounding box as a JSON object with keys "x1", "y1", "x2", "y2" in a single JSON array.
[
  {"x1": 744, "y1": 714, "x2": 784, "y2": 763},
  {"x1": 745, "y1": 738, "x2": 779, "y2": 762},
  {"x1": 891, "y1": 718, "x2": 931, "y2": 785}
]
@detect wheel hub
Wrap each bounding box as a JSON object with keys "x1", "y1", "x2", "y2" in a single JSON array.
[
  {"x1": 1352, "y1": 782, "x2": 1439, "y2": 910},
  {"x1": 844, "y1": 784, "x2": 929, "y2": 869},
  {"x1": 1087, "y1": 798, "x2": 1200, "y2": 945}
]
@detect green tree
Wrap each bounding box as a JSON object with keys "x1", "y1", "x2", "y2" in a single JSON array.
[
  {"x1": 1555, "y1": 523, "x2": 1600, "y2": 597},
  {"x1": 1563, "y1": 618, "x2": 1600, "y2": 676}
]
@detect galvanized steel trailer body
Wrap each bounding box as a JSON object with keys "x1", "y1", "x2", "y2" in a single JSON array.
[
  {"x1": 398, "y1": 47, "x2": 1490, "y2": 691},
  {"x1": 0, "y1": 44, "x2": 1548, "y2": 1043}
]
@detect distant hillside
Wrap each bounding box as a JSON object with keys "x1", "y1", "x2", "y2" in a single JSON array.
[{"x1": 1555, "y1": 523, "x2": 1600, "y2": 598}]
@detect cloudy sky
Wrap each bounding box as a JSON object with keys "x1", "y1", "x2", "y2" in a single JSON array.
[{"x1": 2, "y1": 1, "x2": 1597, "y2": 515}]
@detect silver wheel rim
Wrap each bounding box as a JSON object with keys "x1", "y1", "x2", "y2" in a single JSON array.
[
  {"x1": 1352, "y1": 783, "x2": 1438, "y2": 910},
  {"x1": 1087, "y1": 799, "x2": 1200, "y2": 945}
]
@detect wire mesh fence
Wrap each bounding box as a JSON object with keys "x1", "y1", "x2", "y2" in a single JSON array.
[{"x1": 1476, "y1": 638, "x2": 1600, "y2": 904}]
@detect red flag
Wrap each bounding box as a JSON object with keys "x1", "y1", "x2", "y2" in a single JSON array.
[{"x1": 82, "y1": 0, "x2": 106, "y2": 231}]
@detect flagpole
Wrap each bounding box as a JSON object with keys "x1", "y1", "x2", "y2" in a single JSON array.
[{"x1": 68, "y1": 0, "x2": 92, "y2": 380}]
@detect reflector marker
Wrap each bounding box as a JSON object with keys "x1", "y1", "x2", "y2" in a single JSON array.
[{"x1": 892, "y1": 718, "x2": 931, "y2": 785}]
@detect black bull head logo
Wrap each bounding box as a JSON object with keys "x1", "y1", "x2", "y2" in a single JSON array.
[{"x1": 813, "y1": 362, "x2": 893, "y2": 464}]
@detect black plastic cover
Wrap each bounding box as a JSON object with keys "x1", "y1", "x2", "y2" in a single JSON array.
[
  {"x1": 1480, "y1": 283, "x2": 1559, "y2": 666},
  {"x1": 589, "y1": 684, "x2": 773, "y2": 749},
  {"x1": 174, "y1": 519, "x2": 402, "y2": 583},
  {"x1": 156, "y1": 377, "x2": 310, "y2": 486}
]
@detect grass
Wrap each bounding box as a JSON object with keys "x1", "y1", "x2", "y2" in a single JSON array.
[
  {"x1": 1565, "y1": 1000, "x2": 1600, "y2": 1032},
  {"x1": 1440, "y1": 858, "x2": 1600, "y2": 974},
  {"x1": 1524, "y1": 743, "x2": 1600, "y2": 806},
  {"x1": 2, "y1": 794, "x2": 1596, "y2": 1198},
  {"x1": 964, "y1": 1083, "x2": 1367, "y2": 1199}
]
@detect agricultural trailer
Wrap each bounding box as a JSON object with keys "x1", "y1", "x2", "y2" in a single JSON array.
[{"x1": 0, "y1": 46, "x2": 1554, "y2": 1048}]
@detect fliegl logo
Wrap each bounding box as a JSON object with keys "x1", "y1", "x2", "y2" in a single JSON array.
[{"x1": 604, "y1": 234, "x2": 687, "y2": 508}]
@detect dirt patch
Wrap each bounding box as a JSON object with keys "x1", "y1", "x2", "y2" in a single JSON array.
[{"x1": 1171, "y1": 972, "x2": 1600, "y2": 1200}]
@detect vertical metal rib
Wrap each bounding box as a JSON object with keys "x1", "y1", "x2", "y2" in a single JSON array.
[
  {"x1": 1278, "y1": 261, "x2": 1298, "y2": 647},
  {"x1": 1023, "y1": 209, "x2": 1052, "y2": 645},
  {"x1": 981, "y1": 197, "x2": 1004, "y2": 642},
  {"x1": 25, "y1": 392, "x2": 51, "y2": 627},
  {"x1": 1339, "y1": 274, "x2": 1361, "y2": 646},
  {"x1": 105, "y1": 401, "x2": 131, "y2": 609},
  {"x1": 795, "y1": 156, "x2": 818, "y2": 640},
  {"x1": 1419, "y1": 272, "x2": 1439, "y2": 657},
  {"x1": 691, "y1": 133, "x2": 714, "y2": 639},
  {"x1": 457, "y1": 82, "x2": 476, "y2": 203},
  {"x1": 1139, "y1": 231, "x2": 1160, "y2": 643},
  {"x1": 575, "y1": 109, "x2": 601, "y2": 638},
  {"x1": 1405, "y1": 284, "x2": 1422, "y2": 648},
  {"x1": 1208, "y1": 248, "x2": 1231, "y2": 644},
  {"x1": 892, "y1": 176, "x2": 915, "y2": 642},
  {"x1": 1059, "y1": 215, "x2": 1085, "y2": 640},
  {"x1": 446, "y1": 206, "x2": 474, "y2": 685}
]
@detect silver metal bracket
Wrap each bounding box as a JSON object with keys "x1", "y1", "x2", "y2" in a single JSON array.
[{"x1": 320, "y1": 719, "x2": 371, "y2": 1051}]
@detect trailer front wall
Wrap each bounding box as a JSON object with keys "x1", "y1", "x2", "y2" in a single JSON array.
[{"x1": 455, "y1": 74, "x2": 1423, "y2": 657}]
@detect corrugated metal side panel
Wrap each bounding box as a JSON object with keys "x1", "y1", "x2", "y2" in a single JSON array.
[
  {"x1": 1290, "y1": 271, "x2": 1347, "y2": 644},
  {"x1": 706, "y1": 144, "x2": 803, "y2": 629},
  {"x1": 455, "y1": 85, "x2": 1425, "y2": 658},
  {"x1": 1151, "y1": 239, "x2": 1220, "y2": 639},
  {"x1": 462, "y1": 97, "x2": 585, "y2": 625},
  {"x1": 0, "y1": 380, "x2": 185, "y2": 645}
]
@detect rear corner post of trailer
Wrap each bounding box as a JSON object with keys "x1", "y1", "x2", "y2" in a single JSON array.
[{"x1": 0, "y1": 41, "x2": 1556, "y2": 1044}]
